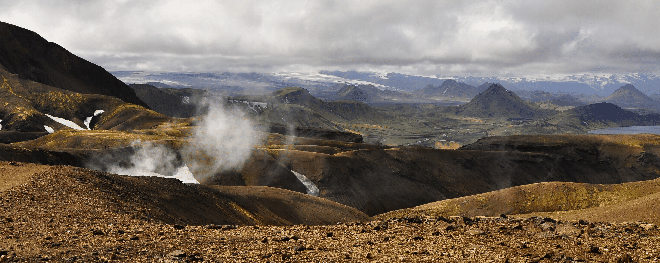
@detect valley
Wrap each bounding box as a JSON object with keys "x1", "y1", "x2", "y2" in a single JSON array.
[{"x1": 2, "y1": 21, "x2": 660, "y2": 262}]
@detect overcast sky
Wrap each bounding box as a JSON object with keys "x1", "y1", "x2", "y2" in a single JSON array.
[{"x1": 2, "y1": 0, "x2": 659, "y2": 76}]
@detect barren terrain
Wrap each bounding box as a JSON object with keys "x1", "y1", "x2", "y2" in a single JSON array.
[{"x1": 1, "y1": 161, "x2": 659, "y2": 262}]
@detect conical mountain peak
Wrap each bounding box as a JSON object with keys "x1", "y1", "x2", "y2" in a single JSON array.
[{"x1": 455, "y1": 83, "x2": 542, "y2": 118}]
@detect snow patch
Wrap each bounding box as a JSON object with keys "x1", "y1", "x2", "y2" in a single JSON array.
[
  {"x1": 291, "y1": 170, "x2": 319, "y2": 196},
  {"x1": 44, "y1": 125, "x2": 54, "y2": 133},
  {"x1": 84, "y1": 110, "x2": 105, "y2": 130},
  {"x1": 115, "y1": 165, "x2": 199, "y2": 184},
  {"x1": 173, "y1": 165, "x2": 199, "y2": 184},
  {"x1": 45, "y1": 114, "x2": 85, "y2": 130}
]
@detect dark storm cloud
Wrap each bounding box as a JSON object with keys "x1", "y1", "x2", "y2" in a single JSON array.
[{"x1": 1, "y1": 0, "x2": 659, "y2": 75}]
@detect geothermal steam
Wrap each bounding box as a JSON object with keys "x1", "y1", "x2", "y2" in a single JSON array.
[
  {"x1": 182, "y1": 101, "x2": 264, "y2": 182},
  {"x1": 86, "y1": 101, "x2": 262, "y2": 184}
]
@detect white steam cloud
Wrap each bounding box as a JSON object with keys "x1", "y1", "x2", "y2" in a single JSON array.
[
  {"x1": 182, "y1": 101, "x2": 265, "y2": 182},
  {"x1": 86, "y1": 101, "x2": 262, "y2": 184},
  {"x1": 107, "y1": 140, "x2": 179, "y2": 177}
]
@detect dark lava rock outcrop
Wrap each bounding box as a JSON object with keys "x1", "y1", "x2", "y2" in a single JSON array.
[{"x1": 129, "y1": 84, "x2": 199, "y2": 118}]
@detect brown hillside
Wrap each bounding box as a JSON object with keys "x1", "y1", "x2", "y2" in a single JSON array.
[
  {"x1": 273, "y1": 139, "x2": 660, "y2": 216},
  {"x1": 0, "y1": 163, "x2": 369, "y2": 226},
  {"x1": 377, "y1": 178, "x2": 660, "y2": 225},
  {"x1": 0, "y1": 67, "x2": 169, "y2": 132},
  {"x1": 0, "y1": 21, "x2": 148, "y2": 107}
]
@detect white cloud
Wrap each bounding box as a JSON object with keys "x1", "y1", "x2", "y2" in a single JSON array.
[{"x1": 1, "y1": 0, "x2": 659, "y2": 75}]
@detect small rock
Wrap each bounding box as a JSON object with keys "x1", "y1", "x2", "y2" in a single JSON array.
[
  {"x1": 222, "y1": 225, "x2": 238, "y2": 230},
  {"x1": 404, "y1": 217, "x2": 423, "y2": 224},
  {"x1": 556, "y1": 224, "x2": 582, "y2": 237},
  {"x1": 540, "y1": 222, "x2": 556, "y2": 232},
  {"x1": 466, "y1": 229, "x2": 485, "y2": 236},
  {"x1": 168, "y1": 250, "x2": 186, "y2": 258},
  {"x1": 293, "y1": 246, "x2": 306, "y2": 252},
  {"x1": 613, "y1": 254, "x2": 634, "y2": 263},
  {"x1": 640, "y1": 223, "x2": 656, "y2": 231}
]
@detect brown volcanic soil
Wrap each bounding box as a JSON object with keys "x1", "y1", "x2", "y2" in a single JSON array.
[
  {"x1": 378, "y1": 178, "x2": 660, "y2": 225},
  {"x1": 1, "y1": 162, "x2": 659, "y2": 262}
]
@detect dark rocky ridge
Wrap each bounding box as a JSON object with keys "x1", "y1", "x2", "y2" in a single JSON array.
[
  {"x1": 0, "y1": 21, "x2": 148, "y2": 108},
  {"x1": 129, "y1": 84, "x2": 198, "y2": 118},
  {"x1": 555, "y1": 102, "x2": 660, "y2": 127},
  {"x1": 417, "y1": 79, "x2": 487, "y2": 99}
]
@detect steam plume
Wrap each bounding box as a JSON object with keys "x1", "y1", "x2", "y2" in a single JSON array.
[{"x1": 183, "y1": 101, "x2": 265, "y2": 182}]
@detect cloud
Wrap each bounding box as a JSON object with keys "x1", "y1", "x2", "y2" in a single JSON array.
[{"x1": 2, "y1": 0, "x2": 659, "y2": 75}]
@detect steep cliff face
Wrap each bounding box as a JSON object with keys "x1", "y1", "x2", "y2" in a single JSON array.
[{"x1": 0, "y1": 21, "x2": 148, "y2": 108}]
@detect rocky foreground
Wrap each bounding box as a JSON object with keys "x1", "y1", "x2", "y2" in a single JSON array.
[
  {"x1": 0, "y1": 162, "x2": 658, "y2": 262},
  {"x1": 2, "y1": 213, "x2": 659, "y2": 262}
]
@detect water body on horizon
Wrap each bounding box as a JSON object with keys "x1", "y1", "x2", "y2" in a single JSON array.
[{"x1": 588, "y1": 126, "x2": 660, "y2": 135}]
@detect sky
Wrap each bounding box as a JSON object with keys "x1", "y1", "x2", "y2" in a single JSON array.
[{"x1": 2, "y1": 0, "x2": 660, "y2": 76}]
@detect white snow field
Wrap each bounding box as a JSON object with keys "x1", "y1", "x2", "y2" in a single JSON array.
[{"x1": 45, "y1": 114, "x2": 86, "y2": 130}]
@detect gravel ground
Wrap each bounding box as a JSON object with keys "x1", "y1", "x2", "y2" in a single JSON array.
[{"x1": 1, "y1": 162, "x2": 659, "y2": 262}]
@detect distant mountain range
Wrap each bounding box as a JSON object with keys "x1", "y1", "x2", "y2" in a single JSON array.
[
  {"x1": 417, "y1": 80, "x2": 489, "y2": 99},
  {"x1": 514, "y1": 90, "x2": 585, "y2": 106},
  {"x1": 320, "y1": 70, "x2": 660, "y2": 96}
]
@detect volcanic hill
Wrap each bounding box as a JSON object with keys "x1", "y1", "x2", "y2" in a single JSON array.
[
  {"x1": 231, "y1": 87, "x2": 390, "y2": 130},
  {"x1": 453, "y1": 83, "x2": 547, "y2": 118},
  {"x1": 603, "y1": 84, "x2": 660, "y2": 109},
  {"x1": 547, "y1": 102, "x2": 660, "y2": 129}
]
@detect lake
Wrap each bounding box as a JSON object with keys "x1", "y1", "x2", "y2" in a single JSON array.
[{"x1": 587, "y1": 126, "x2": 660, "y2": 135}]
